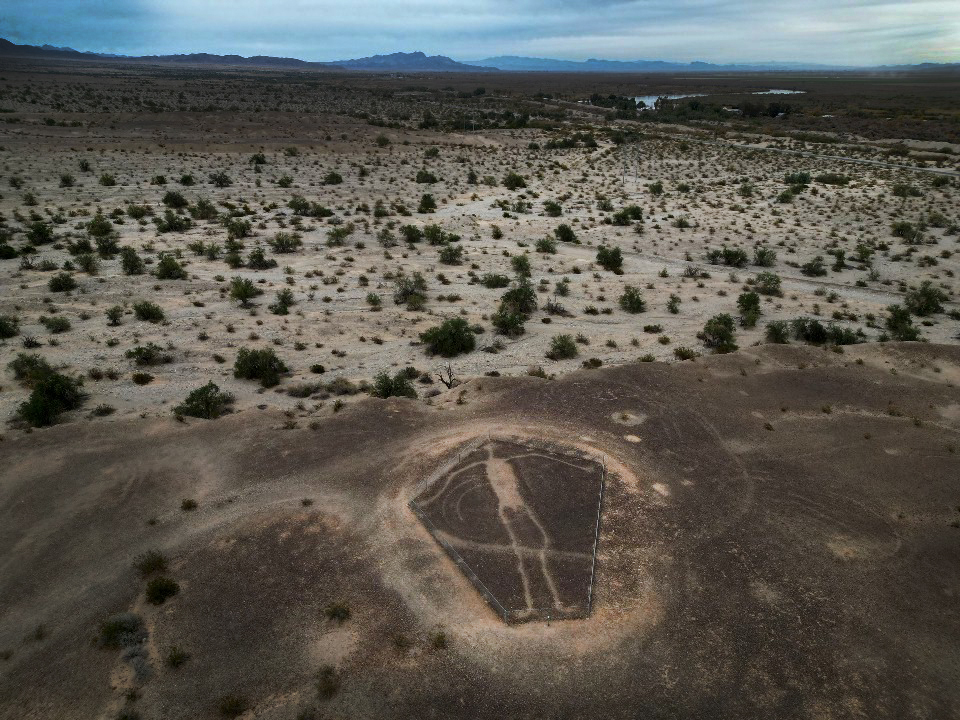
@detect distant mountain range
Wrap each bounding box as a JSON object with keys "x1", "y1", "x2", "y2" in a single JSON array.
[{"x1": 0, "y1": 38, "x2": 955, "y2": 73}]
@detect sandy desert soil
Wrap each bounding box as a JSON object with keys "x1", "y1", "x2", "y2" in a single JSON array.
[{"x1": 0, "y1": 62, "x2": 958, "y2": 426}]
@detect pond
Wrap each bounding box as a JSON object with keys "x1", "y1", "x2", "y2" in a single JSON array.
[{"x1": 634, "y1": 88, "x2": 804, "y2": 109}]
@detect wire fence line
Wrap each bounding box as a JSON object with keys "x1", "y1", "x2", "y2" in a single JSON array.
[
  {"x1": 586, "y1": 456, "x2": 607, "y2": 616},
  {"x1": 409, "y1": 499, "x2": 510, "y2": 623}
]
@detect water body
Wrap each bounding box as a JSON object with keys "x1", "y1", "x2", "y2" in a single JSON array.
[{"x1": 634, "y1": 89, "x2": 804, "y2": 109}]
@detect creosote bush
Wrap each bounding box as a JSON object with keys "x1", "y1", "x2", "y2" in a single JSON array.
[
  {"x1": 420, "y1": 317, "x2": 476, "y2": 357},
  {"x1": 372, "y1": 371, "x2": 417, "y2": 399},
  {"x1": 174, "y1": 382, "x2": 234, "y2": 419},
  {"x1": 546, "y1": 334, "x2": 578, "y2": 360},
  {"x1": 698, "y1": 314, "x2": 738, "y2": 353},
  {"x1": 234, "y1": 347, "x2": 288, "y2": 387}
]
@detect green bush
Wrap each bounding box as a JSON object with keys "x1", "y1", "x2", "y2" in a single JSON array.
[
  {"x1": 765, "y1": 321, "x2": 790, "y2": 343},
  {"x1": 543, "y1": 200, "x2": 562, "y2": 217},
  {"x1": 415, "y1": 169, "x2": 437, "y2": 183},
  {"x1": 800, "y1": 256, "x2": 827, "y2": 277},
  {"x1": 535, "y1": 237, "x2": 557, "y2": 253},
  {"x1": 372, "y1": 371, "x2": 417, "y2": 399},
  {"x1": 755, "y1": 271, "x2": 782, "y2": 296},
  {"x1": 753, "y1": 246, "x2": 777, "y2": 267},
  {"x1": 554, "y1": 224, "x2": 577, "y2": 243},
  {"x1": 209, "y1": 171, "x2": 232, "y2": 187},
  {"x1": 596, "y1": 246, "x2": 623, "y2": 273},
  {"x1": 618, "y1": 286, "x2": 646, "y2": 314},
  {"x1": 905, "y1": 280, "x2": 947, "y2": 316},
  {"x1": 133, "y1": 301, "x2": 165, "y2": 323},
  {"x1": 162, "y1": 190, "x2": 188, "y2": 209},
  {"x1": 125, "y1": 344, "x2": 171, "y2": 366},
  {"x1": 737, "y1": 292, "x2": 761, "y2": 328},
  {"x1": 18, "y1": 371, "x2": 85, "y2": 426},
  {"x1": 503, "y1": 172, "x2": 526, "y2": 190},
  {"x1": 420, "y1": 318, "x2": 476, "y2": 357},
  {"x1": 174, "y1": 382, "x2": 234, "y2": 419},
  {"x1": 438, "y1": 244, "x2": 464, "y2": 265},
  {"x1": 48, "y1": 272, "x2": 76, "y2": 292},
  {"x1": 134, "y1": 550, "x2": 168, "y2": 576},
  {"x1": 8, "y1": 353, "x2": 53, "y2": 386},
  {"x1": 706, "y1": 246, "x2": 748, "y2": 267},
  {"x1": 323, "y1": 171, "x2": 343, "y2": 185},
  {"x1": 546, "y1": 334, "x2": 578, "y2": 360},
  {"x1": 0, "y1": 314, "x2": 19, "y2": 339},
  {"x1": 155, "y1": 254, "x2": 188, "y2": 279},
  {"x1": 120, "y1": 247, "x2": 145, "y2": 275},
  {"x1": 886, "y1": 304, "x2": 920, "y2": 341},
  {"x1": 99, "y1": 613, "x2": 145, "y2": 648},
  {"x1": 40, "y1": 315, "x2": 71, "y2": 334},
  {"x1": 481, "y1": 273, "x2": 510, "y2": 289},
  {"x1": 393, "y1": 272, "x2": 428, "y2": 309},
  {"x1": 230, "y1": 276, "x2": 263, "y2": 306},
  {"x1": 268, "y1": 232, "x2": 302, "y2": 253},
  {"x1": 418, "y1": 193, "x2": 437, "y2": 213},
  {"x1": 269, "y1": 288, "x2": 295, "y2": 315},
  {"x1": 27, "y1": 221, "x2": 54, "y2": 245},
  {"x1": 154, "y1": 210, "x2": 192, "y2": 233},
  {"x1": 234, "y1": 348, "x2": 287, "y2": 387},
  {"x1": 698, "y1": 314, "x2": 738, "y2": 353}
]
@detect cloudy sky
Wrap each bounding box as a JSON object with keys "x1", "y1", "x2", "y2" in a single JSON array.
[{"x1": 2, "y1": 0, "x2": 958, "y2": 65}]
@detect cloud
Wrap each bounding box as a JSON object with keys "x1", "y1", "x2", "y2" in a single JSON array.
[{"x1": 1, "y1": 0, "x2": 957, "y2": 64}]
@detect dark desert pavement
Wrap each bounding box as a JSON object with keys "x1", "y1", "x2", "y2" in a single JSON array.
[{"x1": 1, "y1": 342, "x2": 959, "y2": 719}]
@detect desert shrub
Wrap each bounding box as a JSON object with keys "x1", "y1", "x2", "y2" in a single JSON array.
[
  {"x1": 892, "y1": 183, "x2": 921, "y2": 198},
  {"x1": 87, "y1": 213, "x2": 115, "y2": 239},
  {"x1": 800, "y1": 256, "x2": 827, "y2": 277},
  {"x1": 535, "y1": 237, "x2": 557, "y2": 254},
  {"x1": 234, "y1": 347, "x2": 287, "y2": 387},
  {"x1": 698, "y1": 314, "x2": 738, "y2": 353},
  {"x1": 481, "y1": 273, "x2": 510, "y2": 289},
  {"x1": 501, "y1": 282, "x2": 537, "y2": 315},
  {"x1": 324, "y1": 602, "x2": 351, "y2": 623},
  {"x1": 268, "y1": 232, "x2": 302, "y2": 253},
  {"x1": 674, "y1": 346, "x2": 699, "y2": 360},
  {"x1": 438, "y1": 244, "x2": 464, "y2": 265},
  {"x1": 317, "y1": 665, "x2": 341, "y2": 700},
  {"x1": 904, "y1": 280, "x2": 947, "y2": 316},
  {"x1": 40, "y1": 316, "x2": 71, "y2": 334},
  {"x1": 596, "y1": 245, "x2": 623, "y2": 273},
  {"x1": 162, "y1": 190, "x2": 188, "y2": 209},
  {"x1": 247, "y1": 246, "x2": 277, "y2": 269},
  {"x1": 765, "y1": 321, "x2": 790, "y2": 343},
  {"x1": 510, "y1": 254, "x2": 531, "y2": 278},
  {"x1": 120, "y1": 247, "x2": 145, "y2": 275},
  {"x1": 415, "y1": 169, "x2": 437, "y2": 183},
  {"x1": 554, "y1": 223, "x2": 577, "y2": 243},
  {"x1": 783, "y1": 171, "x2": 811, "y2": 185},
  {"x1": 269, "y1": 288, "x2": 295, "y2": 315},
  {"x1": 393, "y1": 271, "x2": 428, "y2": 309},
  {"x1": 790, "y1": 317, "x2": 828, "y2": 344},
  {"x1": 815, "y1": 173, "x2": 850, "y2": 186},
  {"x1": 399, "y1": 225, "x2": 423, "y2": 243},
  {"x1": 737, "y1": 291, "x2": 761, "y2": 328},
  {"x1": 76, "y1": 253, "x2": 100, "y2": 274},
  {"x1": 372, "y1": 371, "x2": 417, "y2": 399},
  {"x1": 323, "y1": 171, "x2": 343, "y2": 185},
  {"x1": 418, "y1": 193, "x2": 437, "y2": 213},
  {"x1": 543, "y1": 200, "x2": 562, "y2": 217},
  {"x1": 132, "y1": 372, "x2": 154, "y2": 385},
  {"x1": 134, "y1": 550, "x2": 168, "y2": 576},
  {"x1": 99, "y1": 613, "x2": 145, "y2": 648},
  {"x1": 611, "y1": 204, "x2": 643, "y2": 226},
  {"x1": 166, "y1": 646, "x2": 191, "y2": 669},
  {"x1": 618, "y1": 286, "x2": 646, "y2": 314},
  {"x1": 125, "y1": 343, "x2": 172, "y2": 366},
  {"x1": 179, "y1": 174, "x2": 195, "y2": 186},
  {"x1": 755, "y1": 271, "x2": 782, "y2": 296},
  {"x1": 420, "y1": 318, "x2": 476, "y2": 357},
  {"x1": 18, "y1": 371, "x2": 85, "y2": 426},
  {"x1": 99, "y1": 173, "x2": 116, "y2": 186},
  {"x1": 886, "y1": 304, "x2": 920, "y2": 341},
  {"x1": 154, "y1": 210, "x2": 192, "y2": 233},
  {"x1": 753, "y1": 246, "x2": 777, "y2": 267},
  {"x1": 133, "y1": 301, "x2": 165, "y2": 323},
  {"x1": 8, "y1": 353, "x2": 53, "y2": 386},
  {"x1": 503, "y1": 172, "x2": 526, "y2": 190},
  {"x1": 0, "y1": 314, "x2": 19, "y2": 339},
  {"x1": 190, "y1": 197, "x2": 218, "y2": 220},
  {"x1": 209, "y1": 171, "x2": 232, "y2": 187},
  {"x1": 27, "y1": 221, "x2": 55, "y2": 245},
  {"x1": 155, "y1": 254, "x2": 188, "y2": 279},
  {"x1": 175, "y1": 382, "x2": 234, "y2": 419},
  {"x1": 546, "y1": 334, "x2": 577, "y2": 360},
  {"x1": 48, "y1": 272, "x2": 76, "y2": 292},
  {"x1": 706, "y1": 246, "x2": 748, "y2": 267},
  {"x1": 145, "y1": 576, "x2": 179, "y2": 605}
]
